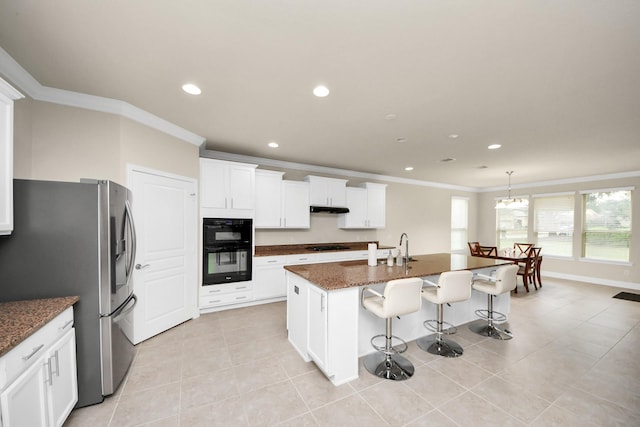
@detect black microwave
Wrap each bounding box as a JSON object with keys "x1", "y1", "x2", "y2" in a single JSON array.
[{"x1": 203, "y1": 218, "x2": 252, "y2": 246}]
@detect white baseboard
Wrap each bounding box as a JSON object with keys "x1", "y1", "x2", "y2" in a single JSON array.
[{"x1": 541, "y1": 270, "x2": 640, "y2": 292}]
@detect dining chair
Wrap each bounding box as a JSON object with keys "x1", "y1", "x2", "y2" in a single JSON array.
[
  {"x1": 468, "y1": 242, "x2": 480, "y2": 255},
  {"x1": 516, "y1": 247, "x2": 541, "y2": 292},
  {"x1": 478, "y1": 245, "x2": 497, "y2": 256},
  {"x1": 514, "y1": 242, "x2": 533, "y2": 256}
]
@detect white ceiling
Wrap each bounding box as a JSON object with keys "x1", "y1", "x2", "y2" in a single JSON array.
[{"x1": 1, "y1": 0, "x2": 639, "y2": 188}]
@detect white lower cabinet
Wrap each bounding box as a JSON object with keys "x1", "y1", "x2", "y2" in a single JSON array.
[
  {"x1": 286, "y1": 274, "x2": 359, "y2": 384},
  {"x1": 199, "y1": 281, "x2": 253, "y2": 309},
  {"x1": 0, "y1": 308, "x2": 77, "y2": 427}
]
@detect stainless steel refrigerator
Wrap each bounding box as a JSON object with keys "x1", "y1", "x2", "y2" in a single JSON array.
[{"x1": 0, "y1": 179, "x2": 137, "y2": 408}]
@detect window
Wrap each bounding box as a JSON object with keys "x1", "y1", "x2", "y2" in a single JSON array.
[
  {"x1": 496, "y1": 199, "x2": 529, "y2": 250},
  {"x1": 451, "y1": 197, "x2": 468, "y2": 253},
  {"x1": 581, "y1": 188, "x2": 632, "y2": 262},
  {"x1": 534, "y1": 194, "x2": 575, "y2": 257}
]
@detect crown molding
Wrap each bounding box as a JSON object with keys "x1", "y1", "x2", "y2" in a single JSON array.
[
  {"x1": 200, "y1": 148, "x2": 479, "y2": 192},
  {"x1": 0, "y1": 47, "x2": 205, "y2": 146},
  {"x1": 481, "y1": 170, "x2": 640, "y2": 193}
]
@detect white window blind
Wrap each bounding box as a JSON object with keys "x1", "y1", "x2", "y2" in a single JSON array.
[
  {"x1": 534, "y1": 194, "x2": 574, "y2": 257},
  {"x1": 582, "y1": 189, "x2": 632, "y2": 262},
  {"x1": 496, "y1": 201, "x2": 529, "y2": 250},
  {"x1": 451, "y1": 197, "x2": 468, "y2": 253}
]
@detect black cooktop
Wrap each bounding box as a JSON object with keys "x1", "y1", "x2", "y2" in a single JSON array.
[{"x1": 306, "y1": 245, "x2": 351, "y2": 251}]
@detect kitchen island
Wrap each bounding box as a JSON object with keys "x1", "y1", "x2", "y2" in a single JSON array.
[{"x1": 284, "y1": 253, "x2": 512, "y2": 385}]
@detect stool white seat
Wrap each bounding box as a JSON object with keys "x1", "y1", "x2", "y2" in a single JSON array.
[
  {"x1": 417, "y1": 270, "x2": 473, "y2": 357},
  {"x1": 470, "y1": 264, "x2": 518, "y2": 340},
  {"x1": 361, "y1": 277, "x2": 424, "y2": 380}
]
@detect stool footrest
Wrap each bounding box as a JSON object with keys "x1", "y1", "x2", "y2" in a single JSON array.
[
  {"x1": 370, "y1": 334, "x2": 408, "y2": 355},
  {"x1": 474, "y1": 309, "x2": 507, "y2": 323},
  {"x1": 423, "y1": 319, "x2": 457, "y2": 335}
]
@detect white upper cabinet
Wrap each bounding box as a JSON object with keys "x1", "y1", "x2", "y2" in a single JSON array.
[
  {"x1": 0, "y1": 78, "x2": 24, "y2": 236},
  {"x1": 200, "y1": 158, "x2": 257, "y2": 218},
  {"x1": 255, "y1": 169, "x2": 284, "y2": 227},
  {"x1": 255, "y1": 172, "x2": 310, "y2": 229},
  {"x1": 282, "y1": 180, "x2": 310, "y2": 228},
  {"x1": 304, "y1": 176, "x2": 347, "y2": 207},
  {"x1": 338, "y1": 182, "x2": 387, "y2": 229}
]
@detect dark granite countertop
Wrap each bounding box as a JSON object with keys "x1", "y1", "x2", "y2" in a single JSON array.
[
  {"x1": 284, "y1": 253, "x2": 511, "y2": 291},
  {"x1": 0, "y1": 296, "x2": 79, "y2": 357},
  {"x1": 255, "y1": 241, "x2": 394, "y2": 257}
]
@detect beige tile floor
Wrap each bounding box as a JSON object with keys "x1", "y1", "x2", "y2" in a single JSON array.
[{"x1": 64, "y1": 277, "x2": 640, "y2": 426}]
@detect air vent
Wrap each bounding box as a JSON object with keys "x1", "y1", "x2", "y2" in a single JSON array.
[{"x1": 440, "y1": 157, "x2": 456, "y2": 163}]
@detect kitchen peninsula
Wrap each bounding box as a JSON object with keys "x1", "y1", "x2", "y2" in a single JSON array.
[{"x1": 285, "y1": 253, "x2": 512, "y2": 385}]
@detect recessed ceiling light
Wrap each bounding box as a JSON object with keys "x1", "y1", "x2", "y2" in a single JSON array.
[
  {"x1": 268, "y1": 142, "x2": 279, "y2": 148},
  {"x1": 404, "y1": 166, "x2": 414, "y2": 171},
  {"x1": 488, "y1": 144, "x2": 502, "y2": 150},
  {"x1": 385, "y1": 114, "x2": 397, "y2": 121},
  {"x1": 182, "y1": 83, "x2": 201, "y2": 95},
  {"x1": 396, "y1": 137, "x2": 407, "y2": 143},
  {"x1": 313, "y1": 85, "x2": 330, "y2": 97},
  {"x1": 448, "y1": 134, "x2": 459, "y2": 139}
]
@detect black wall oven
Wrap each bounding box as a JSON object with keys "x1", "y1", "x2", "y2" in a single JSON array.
[{"x1": 203, "y1": 218, "x2": 252, "y2": 285}]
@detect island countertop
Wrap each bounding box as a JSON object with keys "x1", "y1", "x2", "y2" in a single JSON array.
[
  {"x1": 0, "y1": 296, "x2": 79, "y2": 357},
  {"x1": 284, "y1": 252, "x2": 511, "y2": 291}
]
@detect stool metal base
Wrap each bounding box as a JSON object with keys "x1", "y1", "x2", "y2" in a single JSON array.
[
  {"x1": 469, "y1": 321, "x2": 513, "y2": 340},
  {"x1": 416, "y1": 336, "x2": 464, "y2": 358},
  {"x1": 363, "y1": 352, "x2": 415, "y2": 381}
]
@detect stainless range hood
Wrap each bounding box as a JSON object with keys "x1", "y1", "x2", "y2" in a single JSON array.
[{"x1": 309, "y1": 206, "x2": 350, "y2": 214}]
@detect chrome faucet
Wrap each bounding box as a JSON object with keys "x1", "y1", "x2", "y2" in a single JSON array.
[{"x1": 399, "y1": 233, "x2": 409, "y2": 265}]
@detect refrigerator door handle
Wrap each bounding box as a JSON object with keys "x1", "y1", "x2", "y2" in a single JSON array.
[
  {"x1": 124, "y1": 199, "x2": 137, "y2": 285},
  {"x1": 113, "y1": 294, "x2": 137, "y2": 323}
]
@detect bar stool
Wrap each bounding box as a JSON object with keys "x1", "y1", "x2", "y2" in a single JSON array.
[
  {"x1": 470, "y1": 264, "x2": 518, "y2": 340},
  {"x1": 417, "y1": 270, "x2": 473, "y2": 358},
  {"x1": 361, "y1": 277, "x2": 424, "y2": 380}
]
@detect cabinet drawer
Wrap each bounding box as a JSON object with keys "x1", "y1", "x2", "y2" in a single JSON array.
[
  {"x1": 253, "y1": 256, "x2": 286, "y2": 267},
  {"x1": 0, "y1": 307, "x2": 73, "y2": 390},
  {"x1": 200, "y1": 290, "x2": 253, "y2": 308},
  {"x1": 200, "y1": 282, "x2": 253, "y2": 297}
]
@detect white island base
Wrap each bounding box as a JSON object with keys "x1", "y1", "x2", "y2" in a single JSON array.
[{"x1": 286, "y1": 267, "x2": 510, "y2": 386}]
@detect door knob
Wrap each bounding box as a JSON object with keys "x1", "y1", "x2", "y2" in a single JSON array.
[{"x1": 135, "y1": 263, "x2": 150, "y2": 270}]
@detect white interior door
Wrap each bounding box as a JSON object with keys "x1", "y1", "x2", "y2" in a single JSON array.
[{"x1": 127, "y1": 165, "x2": 197, "y2": 344}]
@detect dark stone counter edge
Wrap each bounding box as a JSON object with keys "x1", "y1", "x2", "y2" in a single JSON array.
[
  {"x1": 0, "y1": 296, "x2": 80, "y2": 357},
  {"x1": 255, "y1": 241, "x2": 395, "y2": 257}
]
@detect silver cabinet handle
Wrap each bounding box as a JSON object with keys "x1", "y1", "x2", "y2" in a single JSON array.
[
  {"x1": 135, "y1": 263, "x2": 150, "y2": 270},
  {"x1": 47, "y1": 357, "x2": 54, "y2": 385},
  {"x1": 22, "y1": 344, "x2": 44, "y2": 361},
  {"x1": 60, "y1": 319, "x2": 74, "y2": 330}
]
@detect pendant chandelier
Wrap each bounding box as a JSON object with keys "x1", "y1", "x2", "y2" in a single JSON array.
[{"x1": 495, "y1": 171, "x2": 528, "y2": 209}]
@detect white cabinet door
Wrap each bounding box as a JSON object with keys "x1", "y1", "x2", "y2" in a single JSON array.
[
  {"x1": 228, "y1": 165, "x2": 255, "y2": 210},
  {"x1": 0, "y1": 355, "x2": 49, "y2": 427},
  {"x1": 304, "y1": 176, "x2": 347, "y2": 207},
  {"x1": 307, "y1": 284, "x2": 329, "y2": 372},
  {"x1": 338, "y1": 183, "x2": 386, "y2": 229},
  {"x1": 0, "y1": 78, "x2": 23, "y2": 236},
  {"x1": 200, "y1": 158, "x2": 256, "y2": 217},
  {"x1": 363, "y1": 183, "x2": 386, "y2": 228},
  {"x1": 200, "y1": 159, "x2": 228, "y2": 209},
  {"x1": 253, "y1": 259, "x2": 286, "y2": 300},
  {"x1": 338, "y1": 187, "x2": 367, "y2": 228},
  {"x1": 47, "y1": 329, "x2": 78, "y2": 427},
  {"x1": 255, "y1": 170, "x2": 284, "y2": 228},
  {"x1": 282, "y1": 181, "x2": 310, "y2": 228}
]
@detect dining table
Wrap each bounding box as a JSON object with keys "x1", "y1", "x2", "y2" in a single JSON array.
[{"x1": 471, "y1": 249, "x2": 542, "y2": 291}]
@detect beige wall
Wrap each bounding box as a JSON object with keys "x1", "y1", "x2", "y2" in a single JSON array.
[
  {"x1": 477, "y1": 175, "x2": 640, "y2": 286},
  {"x1": 12, "y1": 98, "x2": 198, "y2": 185}
]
